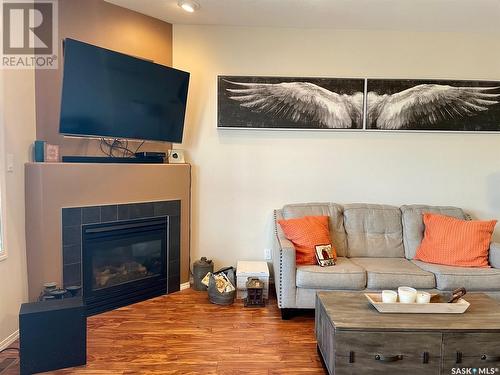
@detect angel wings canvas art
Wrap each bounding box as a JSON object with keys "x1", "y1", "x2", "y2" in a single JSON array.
[{"x1": 217, "y1": 76, "x2": 500, "y2": 132}]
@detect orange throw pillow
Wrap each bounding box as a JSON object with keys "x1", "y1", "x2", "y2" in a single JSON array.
[
  {"x1": 278, "y1": 216, "x2": 336, "y2": 265},
  {"x1": 414, "y1": 213, "x2": 497, "y2": 268}
]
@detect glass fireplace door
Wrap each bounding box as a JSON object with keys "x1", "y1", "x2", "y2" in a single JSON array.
[
  {"x1": 82, "y1": 217, "x2": 167, "y2": 313},
  {"x1": 91, "y1": 235, "x2": 163, "y2": 291}
]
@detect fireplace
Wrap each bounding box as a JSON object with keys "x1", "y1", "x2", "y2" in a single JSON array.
[
  {"x1": 61, "y1": 201, "x2": 181, "y2": 316},
  {"x1": 83, "y1": 218, "x2": 167, "y2": 315}
]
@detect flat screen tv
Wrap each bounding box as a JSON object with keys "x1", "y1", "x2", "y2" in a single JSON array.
[{"x1": 59, "y1": 38, "x2": 190, "y2": 143}]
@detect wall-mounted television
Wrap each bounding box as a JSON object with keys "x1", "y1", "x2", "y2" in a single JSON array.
[{"x1": 59, "y1": 38, "x2": 190, "y2": 143}]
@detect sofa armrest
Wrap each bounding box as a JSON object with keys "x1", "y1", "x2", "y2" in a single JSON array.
[
  {"x1": 490, "y1": 243, "x2": 500, "y2": 268},
  {"x1": 272, "y1": 210, "x2": 297, "y2": 309}
]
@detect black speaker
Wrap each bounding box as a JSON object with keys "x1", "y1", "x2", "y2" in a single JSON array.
[{"x1": 19, "y1": 298, "x2": 86, "y2": 374}]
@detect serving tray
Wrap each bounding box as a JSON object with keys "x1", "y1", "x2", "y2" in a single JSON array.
[{"x1": 365, "y1": 293, "x2": 470, "y2": 314}]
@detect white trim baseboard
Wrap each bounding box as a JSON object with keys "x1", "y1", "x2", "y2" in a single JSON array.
[
  {"x1": 0, "y1": 330, "x2": 19, "y2": 351},
  {"x1": 180, "y1": 282, "x2": 190, "y2": 290}
]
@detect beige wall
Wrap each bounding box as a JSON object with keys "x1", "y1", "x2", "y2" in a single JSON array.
[
  {"x1": 173, "y1": 25, "x2": 500, "y2": 270},
  {"x1": 0, "y1": 68, "x2": 36, "y2": 347},
  {"x1": 35, "y1": 0, "x2": 173, "y2": 156}
]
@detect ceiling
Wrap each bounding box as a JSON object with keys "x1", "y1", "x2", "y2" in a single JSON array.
[{"x1": 105, "y1": 0, "x2": 500, "y2": 32}]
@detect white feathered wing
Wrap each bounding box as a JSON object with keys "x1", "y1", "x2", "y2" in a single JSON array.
[{"x1": 225, "y1": 80, "x2": 363, "y2": 129}]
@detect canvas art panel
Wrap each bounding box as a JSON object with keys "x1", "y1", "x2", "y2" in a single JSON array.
[
  {"x1": 366, "y1": 79, "x2": 500, "y2": 132},
  {"x1": 218, "y1": 76, "x2": 365, "y2": 130}
]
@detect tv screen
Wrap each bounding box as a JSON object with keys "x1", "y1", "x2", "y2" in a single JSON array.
[{"x1": 59, "y1": 38, "x2": 190, "y2": 143}]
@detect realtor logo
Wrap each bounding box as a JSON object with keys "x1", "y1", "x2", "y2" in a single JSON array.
[{"x1": 1, "y1": 0, "x2": 58, "y2": 69}]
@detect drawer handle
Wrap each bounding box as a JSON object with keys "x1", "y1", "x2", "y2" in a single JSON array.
[
  {"x1": 481, "y1": 354, "x2": 500, "y2": 362},
  {"x1": 375, "y1": 354, "x2": 403, "y2": 362},
  {"x1": 422, "y1": 351, "x2": 429, "y2": 364}
]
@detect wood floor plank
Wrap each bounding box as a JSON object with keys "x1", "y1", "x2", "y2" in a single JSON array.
[{"x1": 2, "y1": 289, "x2": 324, "y2": 374}]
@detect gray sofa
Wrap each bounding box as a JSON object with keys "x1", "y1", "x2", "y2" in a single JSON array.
[{"x1": 273, "y1": 203, "x2": 500, "y2": 318}]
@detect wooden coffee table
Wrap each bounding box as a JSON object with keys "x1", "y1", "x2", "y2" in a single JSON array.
[{"x1": 315, "y1": 292, "x2": 500, "y2": 375}]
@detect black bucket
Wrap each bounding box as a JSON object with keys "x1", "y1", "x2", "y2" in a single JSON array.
[{"x1": 208, "y1": 267, "x2": 236, "y2": 305}]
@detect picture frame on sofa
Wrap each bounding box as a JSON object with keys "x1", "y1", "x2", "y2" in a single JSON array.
[{"x1": 315, "y1": 244, "x2": 336, "y2": 267}]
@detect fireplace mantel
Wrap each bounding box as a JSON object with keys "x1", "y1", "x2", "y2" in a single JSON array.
[{"x1": 25, "y1": 162, "x2": 190, "y2": 301}]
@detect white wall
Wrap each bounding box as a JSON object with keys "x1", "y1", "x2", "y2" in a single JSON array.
[
  {"x1": 0, "y1": 68, "x2": 35, "y2": 346},
  {"x1": 174, "y1": 26, "x2": 500, "y2": 270}
]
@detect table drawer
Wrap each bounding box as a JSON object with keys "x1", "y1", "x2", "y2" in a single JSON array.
[
  {"x1": 444, "y1": 333, "x2": 500, "y2": 363},
  {"x1": 335, "y1": 356, "x2": 440, "y2": 375},
  {"x1": 335, "y1": 331, "x2": 442, "y2": 356},
  {"x1": 334, "y1": 331, "x2": 441, "y2": 375}
]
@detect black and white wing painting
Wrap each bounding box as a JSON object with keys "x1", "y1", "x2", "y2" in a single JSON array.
[
  {"x1": 218, "y1": 76, "x2": 365, "y2": 129},
  {"x1": 218, "y1": 76, "x2": 500, "y2": 132},
  {"x1": 367, "y1": 79, "x2": 500, "y2": 131}
]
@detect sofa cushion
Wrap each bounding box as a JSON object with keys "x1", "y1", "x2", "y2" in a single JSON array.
[
  {"x1": 278, "y1": 215, "x2": 333, "y2": 265},
  {"x1": 414, "y1": 213, "x2": 496, "y2": 268},
  {"x1": 400, "y1": 205, "x2": 466, "y2": 260},
  {"x1": 296, "y1": 257, "x2": 366, "y2": 290},
  {"x1": 350, "y1": 257, "x2": 435, "y2": 289},
  {"x1": 282, "y1": 203, "x2": 347, "y2": 257},
  {"x1": 412, "y1": 260, "x2": 500, "y2": 291},
  {"x1": 343, "y1": 204, "x2": 404, "y2": 258}
]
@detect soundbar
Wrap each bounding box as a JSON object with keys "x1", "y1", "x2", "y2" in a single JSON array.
[{"x1": 62, "y1": 156, "x2": 164, "y2": 164}]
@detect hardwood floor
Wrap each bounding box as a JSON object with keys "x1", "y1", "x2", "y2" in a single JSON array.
[{"x1": 0, "y1": 289, "x2": 324, "y2": 374}]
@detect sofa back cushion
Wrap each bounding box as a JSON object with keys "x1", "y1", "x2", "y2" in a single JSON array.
[
  {"x1": 343, "y1": 204, "x2": 404, "y2": 258},
  {"x1": 282, "y1": 203, "x2": 347, "y2": 257},
  {"x1": 400, "y1": 205, "x2": 466, "y2": 259}
]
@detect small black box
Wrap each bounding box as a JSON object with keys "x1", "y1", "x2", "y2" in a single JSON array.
[
  {"x1": 134, "y1": 151, "x2": 166, "y2": 159},
  {"x1": 19, "y1": 298, "x2": 86, "y2": 375}
]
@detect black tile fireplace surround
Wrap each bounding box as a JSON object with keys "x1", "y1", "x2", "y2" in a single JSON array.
[{"x1": 62, "y1": 201, "x2": 180, "y2": 315}]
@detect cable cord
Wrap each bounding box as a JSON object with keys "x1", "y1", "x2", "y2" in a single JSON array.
[
  {"x1": 134, "y1": 140, "x2": 145, "y2": 153},
  {"x1": 99, "y1": 138, "x2": 147, "y2": 158}
]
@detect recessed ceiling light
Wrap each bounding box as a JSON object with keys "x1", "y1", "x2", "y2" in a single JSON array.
[{"x1": 178, "y1": 0, "x2": 200, "y2": 13}]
